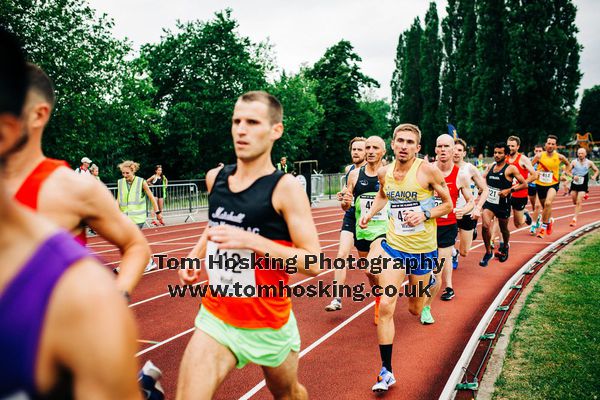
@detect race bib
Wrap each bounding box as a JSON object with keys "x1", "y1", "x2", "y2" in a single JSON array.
[
  {"x1": 539, "y1": 171, "x2": 553, "y2": 184},
  {"x1": 391, "y1": 202, "x2": 425, "y2": 235},
  {"x1": 488, "y1": 187, "x2": 500, "y2": 205},
  {"x1": 433, "y1": 196, "x2": 448, "y2": 218},
  {"x1": 360, "y1": 194, "x2": 386, "y2": 221},
  {"x1": 206, "y1": 240, "x2": 255, "y2": 297},
  {"x1": 573, "y1": 175, "x2": 584, "y2": 185}
]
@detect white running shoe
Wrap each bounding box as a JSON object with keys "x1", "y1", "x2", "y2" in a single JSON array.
[
  {"x1": 325, "y1": 298, "x2": 342, "y2": 311},
  {"x1": 144, "y1": 258, "x2": 158, "y2": 272},
  {"x1": 372, "y1": 367, "x2": 396, "y2": 392},
  {"x1": 142, "y1": 360, "x2": 163, "y2": 381}
]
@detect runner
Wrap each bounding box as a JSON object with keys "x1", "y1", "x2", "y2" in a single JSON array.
[
  {"x1": 479, "y1": 143, "x2": 528, "y2": 266},
  {"x1": 424, "y1": 135, "x2": 473, "y2": 312},
  {"x1": 528, "y1": 144, "x2": 544, "y2": 235},
  {"x1": 360, "y1": 123, "x2": 453, "y2": 392},
  {"x1": 177, "y1": 91, "x2": 321, "y2": 399},
  {"x1": 0, "y1": 28, "x2": 141, "y2": 400},
  {"x1": 507, "y1": 135, "x2": 537, "y2": 227},
  {"x1": 147, "y1": 164, "x2": 168, "y2": 225},
  {"x1": 3, "y1": 63, "x2": 151, "y2": 295},
  {"x1": 569, "y1": 148, "x2": 599, "y2": 226},
  {"x1": 530, "y1": 135, "x2": 572, "y2": 238},
  {"x1": 337, "y1": 136, "x2": 387, "y2": 323},
  {"x1": 453, "y1": 138, "x2": 489, "y2": 260},
  {"x1": 325, "y1": 136, "x2": 366, "y2": 311}
]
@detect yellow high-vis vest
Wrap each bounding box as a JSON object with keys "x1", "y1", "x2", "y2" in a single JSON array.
[{"x1": 118, "y1": 176, "x2": 146, "y2": 224}]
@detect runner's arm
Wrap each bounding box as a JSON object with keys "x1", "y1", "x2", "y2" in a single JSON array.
[
  {"x1": 341, "y1": 169, "x2": 358, "y2": 211},
  {"x1": 455, "y1": 174, "x2": 474, "y2": 219},
  {"x1": 180, "y1": 167, "x2": 222, "y2": 284},
  {"x1": 81, "y1": 178, "x2": 151, "y2": 293},
  {"x1": 470, "y1": 165, "x2": 488, "y2": 218},
  {"x1": 559, "y1": 154, "x2": 572, "y2": 175},
  {"x1": 209, "y1": 175, "x2": 322, "y2": 276},
  {"x1": 589, "y1": 160, "x2": 599, "y2": 180},
  {"x1": 50, "y1": 260, "x2": 141, "y2": 400},
  {"x1": 359, "y1": 166, "x2": 388, "y2": 228},
  {"x1": 503, "y1": 166, "x2": 527, "y2": 196},
  {"x1": 521, "y1": 155, "x2": 538, "y2": 184},
  {"x1": 426, "y1": 165, "x2": 453, "y2": 219}
]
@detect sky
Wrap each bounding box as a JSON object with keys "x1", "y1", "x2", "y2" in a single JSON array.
[{"x1": 88, "y1": 0, "x2": 599, "y2": 103}]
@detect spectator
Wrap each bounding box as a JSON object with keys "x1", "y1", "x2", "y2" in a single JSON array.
[
  {"x1": 147, "y1": 165, "x2": 168, "y2": 225},
  {"x1": 277, "y1": 156, "x2": 289, "y2": 173},
  {"x1": 75, "y1": 157, "x2": 92, "y2": 174},
  {"x1": 89, "y1": 163, "x2": 101, "y2": 181}
]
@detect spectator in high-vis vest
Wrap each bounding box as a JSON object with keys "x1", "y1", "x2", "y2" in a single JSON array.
[
  {"x1": 147, "y1": 164, "x2": 167, "y2": 225},
  {"x1": 277, "y1": 156, "x2": 289, "y2": 173},
  {"x1": 118, "y1": 160, "x2": 163, "y2": 271}
]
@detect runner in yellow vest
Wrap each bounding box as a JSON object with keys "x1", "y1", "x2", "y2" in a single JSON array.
[
  {"x1": 530, "y1": 135, "x2": 571, "y2": 238},
  {"x1": 118, "y1": 160, "x2": 163, "y2": 271}
]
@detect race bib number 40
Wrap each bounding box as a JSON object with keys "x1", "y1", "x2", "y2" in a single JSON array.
[
  {"x1": 488, "y1": 187, "x2": 500, "y2": 205},
  {"x1": 391, "y1": 202, "x2": 425, "y2": 235},
  {"x1": 539, "y1": 171, "x2": 553, "y2": 184},
  {"x1": 360, "y1": 194, "x2": 386, "y2": 221},
  {"x1": 573, "y1": 175, "x2": 584, "y2": 185},
  {"x1": 206, "y1": 240, "x2": 255, "y2": 297}
]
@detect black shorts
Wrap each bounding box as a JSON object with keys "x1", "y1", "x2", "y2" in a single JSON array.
[
  {"x1": 570, "y1": 176, "x2": 589, "y2": 193},
  {"x1": 151, "y1": 186, "x2": 164, "y2": 199},
  {"x1": 354, "y1": 234, "x2": 386, "y2": 252},
  {"x1": 341, "y1": 209, "x2": 356, "y2": 233},
  {"x1": 536, "y1": 184, "x2": 559, "y2": 200},
  {"x1": 437, "y1": 224, "x2": 458, "y2": 248},
  {"x1": 483, "y1": 202, "x2": 511, "y2": 219},
  {"x1": 457, "y1": 214, "x2": 477, "y2": 231},
  {"x1": 527, "y1": 185, "x2": 536, "y2": 197},
  {"x1": 510, "y1": 196, "x2": 528, "y2": 211}
]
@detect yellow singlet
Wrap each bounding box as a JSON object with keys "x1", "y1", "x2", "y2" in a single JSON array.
[
  {"x1": 384, "y1": 158, "x2": 437, "y2": 253},
  {"x1": 535, "y1": 151, "x2": 560, "y2": 186}
]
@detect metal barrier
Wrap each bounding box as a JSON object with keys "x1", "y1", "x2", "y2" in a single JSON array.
[{"x1": 108, "y1": 183, "x2": 206, "y2": 223}]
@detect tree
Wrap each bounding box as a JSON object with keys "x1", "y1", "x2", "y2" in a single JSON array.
[
  {"x1": 577, "y1": 85, "x2": 600, "y2": 136},
  {"x1": 390, "y1": 33, "x2": 405, "y2": 127},
  {"x1": 506, "y1": 0, "x2": 582, "y2": 147},
  {"x1": 270, "y1": 70, "x2": 324, "y2": 163},
  {"x1": 453, "y1": 0, "x2": 476, "y2": 142},
  {"x1": 440, "y1": 0, "x2": 460, "y2": 127},
  {"x1": 419, "y1": 2, "x2": 443, "y2": 149},
  {"x1": 307, "y1": 40, "x2": 379, "y2": 171},
  {"x1": 142, "y1": 10, "x2": 269, "y2": 178},
  {"x1": 1, "y1": 0, "x2": 135, "y2": 171},
  {"x1": 359, "y1": 96, "x2": 391, "y2": 138},
  {"x1": 398, "y1": 18, "x2": 424, "y2": 126},
  {"x1": 468, "y1": 0, "x2": 509, "y2": 150}
]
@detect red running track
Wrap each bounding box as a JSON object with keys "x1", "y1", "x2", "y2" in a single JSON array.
[{"x1": 89, "y1": 188, "x2": 600, "y2": 399}]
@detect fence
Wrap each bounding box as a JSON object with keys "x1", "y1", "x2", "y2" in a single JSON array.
[
  {"x1": 108, "y1": 173, "x2": 347, "y2": 224},
  {"x1": 108, "y1": 183, "x2": 206, "y2": 223}
]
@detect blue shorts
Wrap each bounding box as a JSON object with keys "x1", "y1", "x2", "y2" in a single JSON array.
[{"x1": 381, "y1": 240, "x2": 438, "y2": 276}]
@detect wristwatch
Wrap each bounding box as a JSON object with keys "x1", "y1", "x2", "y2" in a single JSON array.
[
  {"x1": 424, "y1": 210, "x2": 431, "y2": 220},
  {"x1": 510, "y1": 187, "x2": 515, "y2": 193}
]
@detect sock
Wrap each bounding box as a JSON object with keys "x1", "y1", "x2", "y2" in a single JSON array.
[
  {"x1": 379, "y1": 344, "x2": 393, "y2": 372},
  {"x1": 335, "y1": 297, "x2": 341, "y2": 302},
  {"x1": 375, "y1": 296, "x2": 381, "y2": 305},
  {"x1": 542, "y1": 223, "x2": 548, "y2": 229},
  {"x1": 452, "y1": 247, "x2": 458, "y2": 257}
]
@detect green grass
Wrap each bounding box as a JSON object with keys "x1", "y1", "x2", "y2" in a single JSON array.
[{"x1": 492, "y1": 232, "x2": 600, "y2": 400}]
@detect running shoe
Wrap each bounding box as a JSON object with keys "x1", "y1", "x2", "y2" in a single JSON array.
[
  {"x1": 152, "y1": 220, "x2": 159, "y2": 226},
  {"x1": 537, "y1": 227, "x2": 546, "y2": 238},
  {"x1": 144, "y1": 258, "x2": 158, "y2": 272},
  {"x1": 372, "y1": 367, "x2": 396, "y2": 392},
  {"x1": 441, "y1": 287, "x2": 455, "y2": 301},
  {"x1": 420, "y1": 305, "x2": 435, "y2": 325},
  {"x1": 479, "y1": 252, "x2": 494, "y2": 267},
  {"x1": 584, "y1": 193, "x2": 589, "y2": 200},
  {"x1": 139, "y1": 360, "x2": 165, "y2": 400},
  {"x1": 497, "y1": 244, "x2": 509, "y2": 262},
  {"x1": 547, "y1": 218, "x2": 554, "y2": 235},
  {"x1": 452, "y1": 251, "x2": 459, "y2": 270},
  {"x1": 529, "y1": 224, "x2": 537, "y2": 236},
  {"x1": 524, "y1": 210, "x2": 532, "y2": 225},
  {"x1": 570, "y1": 218, "x2": 576, "y2": 227},
  {"x1": 325, "y1": 298, "x2": 342, "y2": 312}
]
